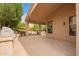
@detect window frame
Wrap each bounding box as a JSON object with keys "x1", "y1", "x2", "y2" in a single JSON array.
[
  {"x1": 47, "y1": 20, "x2": 53, "y2": 33},
  {"x1": 69, "y1": 15, "x2": 76, "y2": 36}
]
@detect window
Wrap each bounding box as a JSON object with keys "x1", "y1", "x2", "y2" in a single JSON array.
[
  {"x1": 47, "y1": 21, "x2": 52, "y2": 33},
  {"x1": 69, "y1": 16, "x2": 76, "y2": 36}
]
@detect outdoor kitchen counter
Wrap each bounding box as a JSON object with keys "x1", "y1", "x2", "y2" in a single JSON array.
[
  {"x1": 0, "y1": 37, "x2": 14, "y2": 56},
  {"x1": 0, "y1": 37, "x2": 13, "y2": 42},
  {"x1": 0, "y1": 35, "x2": 28, "y2": 56}
]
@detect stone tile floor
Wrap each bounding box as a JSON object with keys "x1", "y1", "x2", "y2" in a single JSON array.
[{"x1": 18, "y1": 35, "x2": 76, "y2": 56}]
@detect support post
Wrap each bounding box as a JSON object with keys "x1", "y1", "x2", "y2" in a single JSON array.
[
  {"x1": 38, "y1": 24, "x2": 41, "y2": 35},
  {"x1": 25, "y1": 21, "x2": 29, "y2": 36}
]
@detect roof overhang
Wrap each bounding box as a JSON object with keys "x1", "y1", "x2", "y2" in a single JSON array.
[
  {"x1": 25, "y1": 3, "x2": 38, "y2": 22},
  {"x1": 26, "y1": 3, "x2": 75, "y2": 24}
]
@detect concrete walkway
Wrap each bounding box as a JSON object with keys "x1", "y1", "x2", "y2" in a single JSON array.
[
  {"x1": 13, "y1": 35, "x2": 28, "y2": 56},
  {"x1": 18, "y1": 35, "x2": 76, "y2": 56}
]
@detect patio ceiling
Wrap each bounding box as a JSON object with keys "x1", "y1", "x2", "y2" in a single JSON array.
[{"x1": 26, "y1": 3, "x2": 63, "y2": 24}]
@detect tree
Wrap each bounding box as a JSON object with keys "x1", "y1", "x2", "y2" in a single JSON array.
[
  {"x1": 17, "y1": 22, "x2": 26, "y2": 31},
  {"x1": 0, "y1": 3, "x2": 23, "y2": 30}
]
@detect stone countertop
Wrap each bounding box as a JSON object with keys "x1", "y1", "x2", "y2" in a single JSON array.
[{"x1": 0, "y1": 36, "x2": 14, "y2": 42}]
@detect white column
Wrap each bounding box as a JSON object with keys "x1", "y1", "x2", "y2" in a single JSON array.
[{"x1": 76, "y1": 3, "x2": 79, "y2": 56}]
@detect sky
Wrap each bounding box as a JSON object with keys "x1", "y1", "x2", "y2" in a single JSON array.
[
  {"x1": 22, "y1": 3, "x2": 31, "y2": 14},
  {"x1": 21, "y1": 3, "x2": 31, "y2": 22}
]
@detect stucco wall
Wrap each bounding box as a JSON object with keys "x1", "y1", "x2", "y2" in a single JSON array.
[
  {"x1": 46, "y1": 4, "x2": 76, "y2": 42},
  {"x1": 76, "y1": 3, "x2": 79, "y2": 56}
]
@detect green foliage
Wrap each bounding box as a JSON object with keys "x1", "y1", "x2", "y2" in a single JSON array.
[
  {"x1": 33, "y1": 24, "x2": 39, "y2": 31},
  {"x1": 29, "y1": 24, "x2": 46, "y2": 31},
  {"x1": 17, "y1": 22, "x2": 26, "y2": 31},
  {"x1": 0, "y1": 3, "x2": 23, "y2": 30},
  {"x1": 41, "y1": 25, "x2": 46, "y2": 31}
]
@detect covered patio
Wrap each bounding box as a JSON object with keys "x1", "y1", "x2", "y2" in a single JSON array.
[
  {"x1": 26, "y1": 3, "x2": 76, "y2": 42},
  {"x1": 24, "y1": 3, "x2": 76, "y2": 55},
  {"x1": 1, "y1": 3, "x2": 79, "y2": 56}
]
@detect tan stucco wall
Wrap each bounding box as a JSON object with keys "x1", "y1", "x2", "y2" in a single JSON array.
[
  {"x1": 76, "y1": 3, "x2": 79, "y2": 56},
  {"x1": 46, "y1": 4, "x2": 76, "y2": 42}
]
